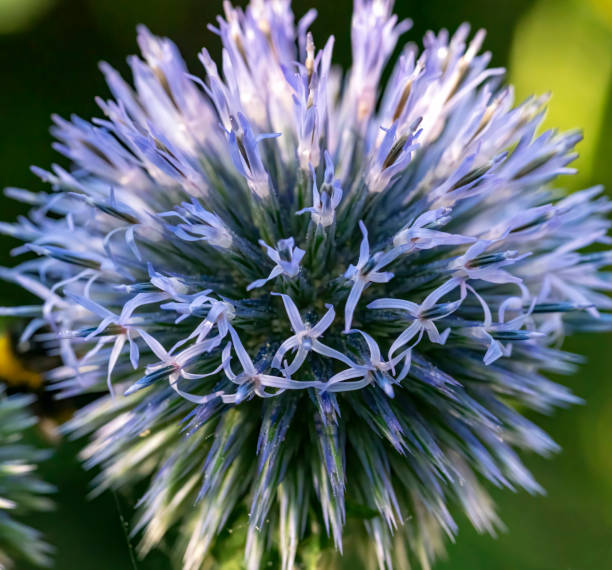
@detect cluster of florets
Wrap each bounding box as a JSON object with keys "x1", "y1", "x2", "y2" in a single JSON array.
[{"x1": 1, "y1": 0, "x2": 611, "y2": 568}]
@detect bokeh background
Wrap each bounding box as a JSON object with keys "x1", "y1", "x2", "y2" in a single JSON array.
[{"x1": 0, "y1": 0, "x2": 611, "y2": 568}]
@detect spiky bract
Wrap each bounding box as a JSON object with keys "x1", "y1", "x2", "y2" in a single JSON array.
[{"x1": 0, "y1": 387, "x2": 53, "y2": 568}]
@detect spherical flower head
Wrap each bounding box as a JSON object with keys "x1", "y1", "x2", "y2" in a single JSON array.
[
  {"x1": 2, "y1": 0, "x2": 611, "y2": 568},
  {"x1": 0, "y1": 387, "x2": 54, "y2": 568}
]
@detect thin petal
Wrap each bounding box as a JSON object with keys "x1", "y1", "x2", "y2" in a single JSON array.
[
  {"x1": 311, "y1": 303, "x2": 336, "y2": 337},
  {"x1": 229, "y1": 326, "x2": 256, "y2": 375}
]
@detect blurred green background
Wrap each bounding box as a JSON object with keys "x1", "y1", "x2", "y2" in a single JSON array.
[{"x1": 0, "y1": 0, "x2": 611, "y2": 568}]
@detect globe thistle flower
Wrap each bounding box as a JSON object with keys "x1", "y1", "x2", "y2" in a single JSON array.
[
  {"x1": 0, "y1": 387, "x2": 53, "y2": 568},
  {"x1": 1, "y1": 0, "x2": 611, "y2": 568}
]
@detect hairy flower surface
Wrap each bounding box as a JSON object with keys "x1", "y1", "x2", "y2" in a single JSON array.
[
  {"x1": 0, "y1": 387, "x2": 53, "y2": 568},
  {"x1": 1, "y1": 0, "x2": 611, "y2": 568}
]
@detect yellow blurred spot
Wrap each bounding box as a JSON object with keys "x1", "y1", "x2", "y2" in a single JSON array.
[
  {"x1": 38, "y1": 417, "x2": 62, "y2": 444},
  {"x1": 586, "y1": 0, "x2": 612, "y2": 29},
  {"x1": 0, "y1": 0, "x2": 54, "y2": 34},
  {"x1": 0, "y1": 333, "x2": 41, "y2": 389},
  {"x1": 510, "y1": 0, "x2": 612, "y2": 188}
]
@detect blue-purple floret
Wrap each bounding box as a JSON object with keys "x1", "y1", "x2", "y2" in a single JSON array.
[{"x1": 1, "y1": 0, "x2": 611, "y2": 568}]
